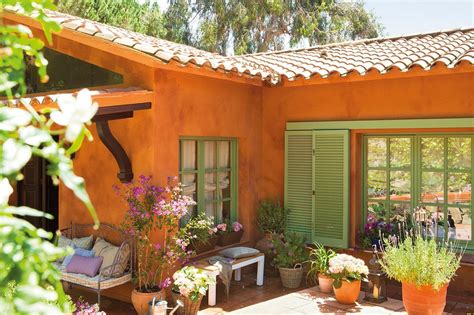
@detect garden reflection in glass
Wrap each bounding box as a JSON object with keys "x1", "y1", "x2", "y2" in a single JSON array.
[{"x1": 364, "y1": 246, "x2": 387, "y2": 304}]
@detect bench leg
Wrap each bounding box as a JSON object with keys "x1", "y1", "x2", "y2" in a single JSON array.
[
  {"x1": 234, "y1": 268, "x2": 241, "y2": 281},
  {"x1": 256, "y1": 257, "x2": 264, "y2": 286},
  {"x1": 208, "y1": 282, "x2": 216, "y2": 306}
]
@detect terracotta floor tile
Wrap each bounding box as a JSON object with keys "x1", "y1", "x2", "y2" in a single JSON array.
[{"x1": 292, "y1": 303, "x2": 344, "y2": 314}]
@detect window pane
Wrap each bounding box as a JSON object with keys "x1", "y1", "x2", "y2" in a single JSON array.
[
  {"x1": 222, "y1": 201, "x2": 231, "y2": 221},
  {"x1": 368, "y1": 202, "x2": 386, "y2": 221},
  {"x1": 205, "y1": 202, "x2": 215, "y2": 220},
  {"x1": 204, "y1": 141, "x2": 216, "y2": 169},
  {"x1": 421, "y1": 172, "x2": 444, "y2": 202},
  {"x1": 421, "y1": 138, "x2": 444, "y2": 169},
  {"x1": 367, "y1": 138, "x2": 387, "y2": 167},
  {"x1": 390, "y1": 138, "x2": 411, "y2": 168},
  {"x1": 389, "y1": 203, "x2": 411, "y2": 224},
  {"x1": 368, "y1": 170, "x2": 386, "y2": 199},
  {"x1": 448, "y1": 137, "x2": 471, "y2": 170},
  {"x1": 218, "y1": 172, "x2": 231, "y2": 199},
  {"x1": 181, "y1": 140, "x2": 197, "y2": 170},
  {"x1": 448, "y1": 207, "x2": 471, "y2": 241},
  {"x1": 218, "y1": 141, "x2": 230, "y2": 168},
  {"x1": 448, "y1": 173, "x2": 471, "y2": 205},
  {"x1": 415, "y1": 205, "x2": 445, "y2": 238},
  {"x1": 204, "y1": 172, "x2": 216, "y2": 201},
  {"x1": 390, "y1": 171, "x2": 411, "y2": 201}
]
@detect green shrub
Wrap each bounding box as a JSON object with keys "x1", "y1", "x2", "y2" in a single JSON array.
[
  {"x1": 379, "y1": 235, "x2": 461, "y2": 290},
  {"x1": 307, "y1": 242, "x2": 336, "y2": 283},
  {"x1": 256, "y1": 199, "x2": 287, "y2": 234},
  {"x1": 272, "y1": 233, "x2": 308, "y2": 268}
]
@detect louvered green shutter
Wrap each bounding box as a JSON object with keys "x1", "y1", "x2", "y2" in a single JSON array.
[
  {"x1": 284, "y1": 131, "x2": 313, "y2": 240},
  {"x1": 285, "y1": 129, "x2": 350, "y2": 248},
  {"x1": 313, "y1": 130, "x2": 349, "y2": 248}
]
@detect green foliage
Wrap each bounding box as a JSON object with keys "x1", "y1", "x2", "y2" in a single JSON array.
[
  {"x1": 56, "y1": 0, "x2": 166, "y2": 38},
  {"x1": 256, "y1": 199, "x2": 287, "y2": 234},
  {"x1": 379, "y1": 235, "x2": 462, "y2": 290},
  {"x1": 307, "y1": 242, "x2": 336, "y2": 283},
  {"x1": 57, "y1": 0, "x2": 382, "y2": 56},
  {"x1": 1, "y1": 1, "x2": 98, "y2": 313},
  {"x1": 178, "y1": 213, "x2": 216, "y2": 248},
  {"x1": 272, "y1": 232, "x2": 308, "y2": 268}
]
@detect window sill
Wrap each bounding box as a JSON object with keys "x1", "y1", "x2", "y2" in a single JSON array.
[{"x1": 188, "y1": 240, "x2": 252, "y2": 262}]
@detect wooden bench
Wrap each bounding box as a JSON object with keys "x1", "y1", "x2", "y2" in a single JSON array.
[{"x1": 192, "y1": 253, "x2": 265, "y2": 306}]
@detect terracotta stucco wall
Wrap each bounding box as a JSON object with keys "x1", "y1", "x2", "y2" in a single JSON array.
[{"x1": 260, "y1": 72, "x2": 474, "y2": 247}]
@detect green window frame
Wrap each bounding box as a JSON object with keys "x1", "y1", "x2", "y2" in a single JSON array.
[
  {"x1": 179, "y1": 137, "x2": 238, "y2": 223},
  {"x1": 363, "y1": 133, "x2": 474, "y2": 249}
]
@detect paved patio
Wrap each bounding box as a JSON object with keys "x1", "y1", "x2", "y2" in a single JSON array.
[{"x1": 67, "y1": 271, "x2": 474, "y2": 314}]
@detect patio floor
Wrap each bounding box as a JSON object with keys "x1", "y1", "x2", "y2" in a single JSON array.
[{"x1": 67, "y1": 271, "x2": 474, "y2": 314}]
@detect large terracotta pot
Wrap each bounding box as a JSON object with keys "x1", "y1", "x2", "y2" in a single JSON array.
[
  {"x1": 171, "y1": 291, "x2": 204, "y2": 315},
  {"x1": 318, "y1": 274, "x2": 334, "y2": 293},
  {"x1": 333, "y1": 280, "x2": 361, "y2": 304},
  {"x1": 131, "y1": 288, "x2": 165, "y2": 315},
  {"x1": 217, "y1": 230, "x2": 244, "y2": 246},
  {"x1": 402, "y1": 282, "x2": 448, "y2": 315}
]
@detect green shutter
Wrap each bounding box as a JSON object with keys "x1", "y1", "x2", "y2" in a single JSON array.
[
  {"x1": 285, "y1": 131, "x2": 314, "y2": 240},
  {"x1": 313, "y1": 130, "x2": 349, "y2": 248}
]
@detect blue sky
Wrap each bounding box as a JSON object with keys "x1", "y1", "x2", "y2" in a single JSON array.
[{"x1": 151, "y1": 0, "x2": 474, "y2": 37}]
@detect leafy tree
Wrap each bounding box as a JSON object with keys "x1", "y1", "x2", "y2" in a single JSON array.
[
  {"x1": 56, "y1": 0, "x2": 166, "y2": 38},
  {"x1": 1, "y1": 0, "x2": 98, "y2": 313},
  {"x1": 56, "y1": 0, "x2": 382, "y2": 55}
]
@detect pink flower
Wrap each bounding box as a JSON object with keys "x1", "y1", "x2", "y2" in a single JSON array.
[
  {"x1": 232, "y1": 222, "x2": 243, "y2": 232},
  {"x1": 154, "y1": 243, "x2": 161, "y2": 251},
  {"x1": 217, "y1": 223, "x2": 227, "y2": 232}
]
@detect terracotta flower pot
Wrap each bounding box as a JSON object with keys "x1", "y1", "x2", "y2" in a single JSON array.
[
  {"x1": 131, "y1": 288, "x2": 165, "y2": 315},
  {"x1": 217, "y1": 230, "x2": 244, "y2": 246},
  {"x1": 172, "y1": 291, "x2": 204, "y2": 315},
  {"x1": 402, "y1": 282, "x2": 448, "y2": 315},
  {"x1": 318, "y1": 274, "x2": 334, "y2": 293},
  {"x1": 333, "y1": 280, "x2": 361, "y2": 304},
  {"x1": 189, "y1": 236, "x2": 218, "y2": 254}
]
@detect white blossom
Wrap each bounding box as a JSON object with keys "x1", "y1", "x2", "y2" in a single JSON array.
[
  {"x1": 0, "y1": 178, "x2": 13, "y2": 205},
  {"x1": 50, "y1": 89, "x2": 98, "y2": 142}
]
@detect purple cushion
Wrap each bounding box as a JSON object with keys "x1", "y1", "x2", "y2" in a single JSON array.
[{"x1": 66, "y1": 255, "x2": 103, "y2": 277}]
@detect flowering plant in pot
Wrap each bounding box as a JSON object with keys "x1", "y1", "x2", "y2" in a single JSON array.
[
  {"x1": 272, "y1": 233, "x2": 309, "y2": 288},
  {"x1": 306, "y1": 242, "x2": 336, "y2": 293},
  {"x1": 216, "y1": 220, "x2": 244, "y2": 246},
  {"x1": 328, "y1": 254, "x2": 369, "y2": 304},
  {"x1": 171, "y1": 266, "x2": 215, "y2": 315},
  {"x1": 379, "y1": 234, "x2": 461, "y2": 315},
  {"x1": 177, "y1": 213, "x2": 218, "y2": 254},
  {"x1": 115, "y1": 175, "x2": 195, "y2": 314}
]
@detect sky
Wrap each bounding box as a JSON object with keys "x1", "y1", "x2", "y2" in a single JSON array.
[{"x1": 151, "y1": 0, "x2": 474, "y2": 37}]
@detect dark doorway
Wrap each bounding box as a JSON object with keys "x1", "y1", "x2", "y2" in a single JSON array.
[{"x1": 17, "y1": 156, "x2": 59, "y2": 233}]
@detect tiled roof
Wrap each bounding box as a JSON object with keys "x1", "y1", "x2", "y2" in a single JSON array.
[{"x1": 6, "y1": 9, "x2": 474, "y2": 84}]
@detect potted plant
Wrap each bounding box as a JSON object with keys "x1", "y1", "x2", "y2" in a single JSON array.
[
  {"x1": 178, "y1": 213, "x2": 218, "y2": 254},
  {"x1": 307, "y1": 242, "x2": 336, "y2": 293},
  {"x1": 171, "y1": 266, "x2": 215, "y2": 315},
  {"x1": 272, "y1": 233, "x2": 309, "y2": 288},
  {"x1": 216, "y1": 220, "x2": 244, "y2": 246},
  {"x1": 379, "y1": 234, "x2": 461, "y2": 315},
  {"x1": 255, "y1": 199, "x2": 288, "y2": 275},
  {"x1": 328, "y1": 254, "x2": 369, "y2": 304},
  {"x1": 115, "y1": 175, "x2": 195, "y2": 315}
]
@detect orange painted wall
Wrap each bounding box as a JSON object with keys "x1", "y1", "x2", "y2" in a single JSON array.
[{"x1": 260, "y1": 73, "x2": 474, "y2": 247}]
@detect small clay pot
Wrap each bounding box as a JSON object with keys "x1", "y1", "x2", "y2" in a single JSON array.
[
  {"x1": 318, "y1": 274, "x2": 334, "y2": 293},
  {"x1": 333, "y1": 280, "x2": 361, "y2": 305},
  {"x1": 131, "y1": 288, "x2": 165, "y2": 315}
]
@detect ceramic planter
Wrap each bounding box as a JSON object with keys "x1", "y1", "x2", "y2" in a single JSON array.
[
  {"x1": 189, "y1": 236, "x2": 218, "y2": 254},
  {"x1": 131, "y1": 288, "x2": 165, "y2": 315},
  {"x1": 402, "y1": 282, "x2": 448, "y2": 315},
  {"x1": 333, "y1": 280, "x2": 361, "y2": 304},
  {"x1": 318, "y1": 274, "x2": 334, "y2": 293},
  {"x1": 172, "y1": 291, "x2": 204, "y2": 315},
  {"x1": 217, "y1": 230, "x2": 244, "y2": 246}
]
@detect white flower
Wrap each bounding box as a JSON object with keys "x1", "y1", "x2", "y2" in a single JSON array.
[
  {"x1": 50, "y1": 89, "x2": 98, "y2": 142},
  {"x1": 0, "y1": 178, "x2": 13, "y2": 205}
]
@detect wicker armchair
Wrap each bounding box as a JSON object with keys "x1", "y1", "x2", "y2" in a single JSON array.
[{"x1": 59, "y1": 223, "x2": 134, "y2": 305}]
